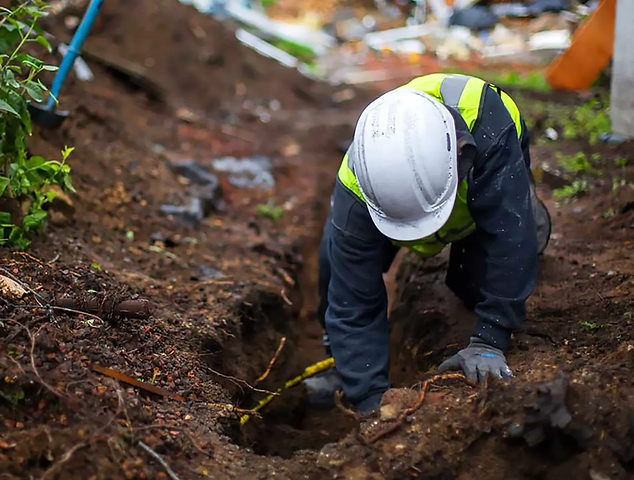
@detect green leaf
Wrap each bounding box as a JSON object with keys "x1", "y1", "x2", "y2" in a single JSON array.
[
  {"x1": 25, "y1": 155, "x2": 46, "y2": 169},
  {"x1": 23, "y1": 210, "x2": 47, "y2": 230},
  {"x1": 61, "y1": 146, "x2": 74, "y2": 160},
  {"x1": 9, "y1": 227, "x2": 30, "y2": 250},
  {"x1": 0, "y1": 211, "x2": 11, "y2": 224},
  {"x1": 0, "y1": 176, "x2": 9, "y2": 197},
  {"x1": 62, "y1": 174, "x2": 76, "y2": 193},
  {"x1": 0, "y1": 99, "x2": 18, "y2": 116},
  {"x1": 34, "y1": 35, "x2": 51, "y2": 52},
  {"x1": 91, "y1": 262, "x2": 102, "y2": 271},
  {"x1": 17, "y1": 53, "x2": 43, "y2": 69},
  {"x1": 25, "y1": 81, "x2": 44, "y2": 103},
  {"x1": 41, "y1": 65, "x2": 58, "y2": 72},
  {"x1": 5, "y1": 70, "x2": 21, "y2": 89}
]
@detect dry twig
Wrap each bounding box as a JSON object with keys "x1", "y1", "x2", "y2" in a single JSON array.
[
  {"x1": 4, "y1": 319, "x2": 64, "y2": 398},
  {"x1": 50, "y1": 305, "x2": 105, "y2": 326},
  {"x1": 41, "y1": 442, "x2": 88, "y2": 479},
  {"x1": 256, "y1": 336, "x2": 286, "y2": 383},
  {"x1": 29, "y1": 325, "x2": 64, "y2": 398},
  {"x1": 138, "y1": 441, "x2": 181, "y2": 480},
  {"x1": 366, "y1": 373, "x2": 472, "y2": 444},
  {"x1": 202, "y1": 365, "x2": 279, "y2": 396}
]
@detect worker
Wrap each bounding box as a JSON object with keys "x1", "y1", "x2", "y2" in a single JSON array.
[{"x1": 303, "y1": 73, "x2": 551, "y2": 413}]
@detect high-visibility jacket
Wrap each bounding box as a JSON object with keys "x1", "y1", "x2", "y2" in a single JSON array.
[{"x1": 337, "y1": 73, "x2": 524, "y2": 257}]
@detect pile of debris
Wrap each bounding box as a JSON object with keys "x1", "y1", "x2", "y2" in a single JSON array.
[{"x1": 178, "y1": 0, "x2": 599, "y2": 84}]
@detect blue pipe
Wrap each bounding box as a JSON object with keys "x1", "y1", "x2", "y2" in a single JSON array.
[{"x1": 45, "y1": 0, "x2": 104, "y2": 110}]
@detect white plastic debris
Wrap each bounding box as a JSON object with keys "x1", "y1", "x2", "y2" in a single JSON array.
[
  {"x1": 235, "y1": 28, "x2": 298, "y2": 68},
  {"x1": 363, "y1": 22, "x2": 439, "y2": 51},
  {"x1": 212, "y1": 156, "x2": 275, "y2": 190},
  {"x1": 225, "y1": 1, "x2": 336, "y2": 56},
  {"x1": 544, "y1": 127, "x2": 559, "y2": 141},
  {"x1": 528, "y1": 30, "x2": 571, "y2": 52}
]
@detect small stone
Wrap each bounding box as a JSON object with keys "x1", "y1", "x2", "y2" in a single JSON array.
[
  {"x1": 380, "y1": 404, "x2": 399, "y2": 422},
  {"x1": 506, "y1": 422, "x2": 525, "y2": 438},
  {"x1": 590, "y1": 470, "x2": 611, "y2": 480},
  {"x1": 0, "y1": 275, "x2": 27, "y2": 300}
]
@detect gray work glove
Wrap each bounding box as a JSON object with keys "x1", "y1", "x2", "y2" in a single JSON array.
[{"x1": 437, "y1": 337, "x2": 513, "y2": 383}]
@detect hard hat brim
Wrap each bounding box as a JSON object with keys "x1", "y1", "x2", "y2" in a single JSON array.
[{"x1": 366, "y1": 186, "x2": 458, "y2": 242}]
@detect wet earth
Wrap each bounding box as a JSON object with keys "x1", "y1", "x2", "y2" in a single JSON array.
[{"x1": 2, "y1": 1, "x2": 634, "y2": 479}]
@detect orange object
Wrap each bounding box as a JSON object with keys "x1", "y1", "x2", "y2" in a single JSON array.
[
  {"x1": 91, "y1": 363, "x2": 185, "y2": 401},
  {"x1": 545, "y1": 0, "x2": 617, "y2": 91}
]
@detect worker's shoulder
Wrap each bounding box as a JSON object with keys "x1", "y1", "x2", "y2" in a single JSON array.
[{"x1": 471, "y1": 88, "x2": 519, "y2": 149}]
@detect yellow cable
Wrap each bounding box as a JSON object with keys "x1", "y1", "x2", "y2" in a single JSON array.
[{"x1": 239, "y1": 357, "x2": 335, "y2": 426}]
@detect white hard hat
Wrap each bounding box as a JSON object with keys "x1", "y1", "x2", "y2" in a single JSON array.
[{"x1": 351, "y1": 88, "x2": 458, "y2": 242}]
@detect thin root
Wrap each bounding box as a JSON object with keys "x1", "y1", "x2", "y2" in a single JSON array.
[
  {"x1": 334, "y1": 390, "x2": 359, "y2": 421},
  {"x1": 203, "y1": 365, "x2": 279, "y2": 396},
  {"x1": 256, "y1": 336, "x2": 286, "y2": 384},
  {"x1": 366, "y1": 373, "x2": 472, "y2": 444}
]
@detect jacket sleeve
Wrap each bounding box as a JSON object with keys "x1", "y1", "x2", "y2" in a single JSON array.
[
  {"x1": 324, "y1": 181, "x2": 394, "y2": 412},
  {"x1": 467, "y1": 94, "x2": 539, "y2": 350}
]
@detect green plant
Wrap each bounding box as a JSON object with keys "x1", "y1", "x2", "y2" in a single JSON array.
[
  {"x1": 579, "y1": 320, "x2": 601, "y2": 331},
  {"x1": 602, "y1": 208, "x2": 616, "y2": 219},
  {"x1": 614, "y1": 157, "x2": 628, "y2": 168},
  {"x1": 612, "y1": 177, "x2": 627, "y2": 192},
  {"x1": 556, "y1": 152, "x2": 596, "y2": 176},
  {"x1": 0, "y1": 2, "x2": 75, "y2": 250},
  {"x1": 256, "y1": 201, "x2": 283, "y2": 220},
  {"x1": 561, "y1": 99, "x2": 611, "y2": 145},
  {"x1": 552, "y1": 179, "x2": 589, "y2": 203}
]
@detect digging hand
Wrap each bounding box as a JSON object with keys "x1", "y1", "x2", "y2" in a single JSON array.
[{"x1": 437, "y1": 337, "x2": 513, "y2": 383}]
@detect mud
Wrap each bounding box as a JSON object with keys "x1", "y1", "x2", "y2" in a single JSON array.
[{"x1": 2, "y1": 1, "x2": 634, "y2": 479}]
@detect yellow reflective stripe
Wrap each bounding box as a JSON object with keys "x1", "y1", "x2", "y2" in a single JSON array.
[
  {"x1": 435, "y1": 221, "x2": 476, "y2": 243},
  {"x1": 403, "y1": 74, "x2": 523, "y2": 139},
  {"x1": 399, "y1": 73, "x2": 446, "y2": 102},
  {"x1": 337, "y1": 153, "x2": 364, "y2": 201},
  {"x1": 497, "y1": 88, "x2": 523, "y2": 138}
]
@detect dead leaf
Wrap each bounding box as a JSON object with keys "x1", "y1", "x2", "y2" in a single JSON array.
[{"x1": 0, "y1": 275, "x2": 27, "y2": 300}]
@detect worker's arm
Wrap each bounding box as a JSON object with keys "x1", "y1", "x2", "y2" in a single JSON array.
[
  {"x1": 324, "y1": 180, "x2": 394, "y2": 412},
  {"x1": 467, "y1": 89, "x2": 539, "y2": 350}
]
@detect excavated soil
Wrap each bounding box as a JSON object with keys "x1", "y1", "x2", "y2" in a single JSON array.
[{"x1": 2, "y1": 1, "x2": 634, "y2": 479}]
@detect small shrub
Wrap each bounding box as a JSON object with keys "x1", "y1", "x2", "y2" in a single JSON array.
[{"x1": 0, "y1": 1, "x2": 75, "y2": 250}]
